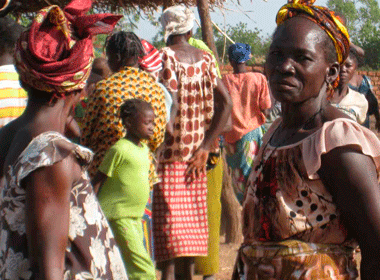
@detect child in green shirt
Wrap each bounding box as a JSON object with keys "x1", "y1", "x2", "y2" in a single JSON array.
[{"x1": 93, "y1": 99, "x2": 156, "y2": 280}]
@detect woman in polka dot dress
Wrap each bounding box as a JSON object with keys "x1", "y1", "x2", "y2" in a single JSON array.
[{"x1": 153, "y1": 5, "x2": 231, "y2": 279}]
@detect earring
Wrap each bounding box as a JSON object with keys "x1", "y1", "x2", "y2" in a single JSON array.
[{"x1": 326, "y1": 81, "x2": 334, "y2": 100}]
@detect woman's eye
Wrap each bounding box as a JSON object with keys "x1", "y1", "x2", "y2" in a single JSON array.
[{"x1": 297, "y1": 55, "x2": 310, "y2": 61}]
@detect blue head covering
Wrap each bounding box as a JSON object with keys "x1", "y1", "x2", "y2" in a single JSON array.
[{"x1": 228, "y1": 43, "x2": 252, "y2": 63}]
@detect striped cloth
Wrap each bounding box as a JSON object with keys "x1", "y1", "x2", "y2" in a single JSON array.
[
  {"x1": 0, "y1": 65, "x2": 27, "y2": 128},
  {"x1": 139, "y1": 39, "x2": 162, "y2": 73}
]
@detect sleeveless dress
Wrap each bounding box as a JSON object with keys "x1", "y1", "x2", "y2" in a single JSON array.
[
  {"x1": 0, "y1": 132, "x2": 128, "y2": 279},
  {"x1": 236, "y1": 118, "x2": 380, "y2": 280}
]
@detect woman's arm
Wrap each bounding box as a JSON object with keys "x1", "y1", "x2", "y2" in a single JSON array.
[
  {"x1": 318, "y1": 146, "x2": 380, "y2": 280},
  {"x1": 91, "y1": 170, "x2": 108, "y2": 194},
  {"x1": 25, "y1": 156, "x2": 79, "y2": 279},
  {"x1": 187, "y1": 78, "x2": 232, "y2": 178}
]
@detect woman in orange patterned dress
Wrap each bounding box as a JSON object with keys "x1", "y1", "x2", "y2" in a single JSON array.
[{"x1": 153, "y1": 5, "x2": 232, "y2": 280}]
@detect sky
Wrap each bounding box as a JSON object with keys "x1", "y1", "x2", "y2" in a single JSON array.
[{"x1": 133, "y1": 0, "x2": 329, "y2": 42}]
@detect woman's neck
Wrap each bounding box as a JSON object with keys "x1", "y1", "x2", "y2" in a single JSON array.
[
  {"x1": 281, "y1": 97, "x2": 327, "y2": 130},
  {"x1": 233, "y1": 63, "x2": 247, "y2": 74},
  {"x1": 330, "y1": 84, "x2": 349, "y2": 103},
  {"x1": 168, "y1": 35, "x2": 190, "y2": 46},
  {"x1": 21, "y1": 98, "x2": 70, "y2": 134}
]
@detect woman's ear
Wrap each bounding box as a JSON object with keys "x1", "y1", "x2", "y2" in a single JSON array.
[{"x1": 326, "y1": 62, "x2": 340, "y2": 85}]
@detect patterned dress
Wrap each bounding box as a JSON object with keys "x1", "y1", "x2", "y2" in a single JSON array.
[
  {"x1": 153, "y1": 47, "x2": 217, "y2": 262},
  {"x1": 237, "y1": 118, "x2": 380, "y2": 280},
  {"x1": 81, "y1": 67, "x2": 167, "y2": 181},
  {"x1": 0, "y1": 132, "x2": 128, "y2": 279},
  {"x1": 221, "y1": 72, "x2": 271, "y2": 204}
]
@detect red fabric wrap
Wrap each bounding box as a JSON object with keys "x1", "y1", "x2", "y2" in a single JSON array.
[
  {"x1": 15, "y1": 0, "x2": 121, "y2": 93},
  {"x1": 139, "y1": 39, "x2": 163, "y2": 73}
]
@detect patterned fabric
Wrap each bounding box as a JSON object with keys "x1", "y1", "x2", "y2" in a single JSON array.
[
  {"x1": 234, "y1": 240, "x2": 358, "y2": 280},
  {"x1": 158, "y1": 47, "x2": 217, "y2": 163},
  {"x1": 222, "y1": 72, "x2": 271, "y2": 144},
  {"x1": 228, "y1": 43, "x2": 252, "y2": 63},
  {"x1": 14, "y1": 0, "x2": 121, "y2": 94},
  {"x1": 225, "y1": 126, "x2": 266, "y2": 204},
  {"x1": 276, "y1": 0, "x2": 350, "y2": 66},
  {"x1": 241, "y1": 118, "x2": 380, "y2": 279},
  {"x1": 153, "y1": 46, "x2": 217, "y2": 262},
  {"x1": 81, "y1": 67, "x2": 166, "y2": 180},
  {"x1": 0, "y1": 65, "x2": 27, "y2": 128},
  {"x1": 188, "y1": 37, "x2": 221, "y2": 78},
  {"x1": 142, "y1": 191, "x2": 154, "y2": 260},
  {"x1": 153, "y1": 162, "x2": 208, "y2": 262},
  {"x1": 0, "y1": 131, "x2": 128, "y2": 279},
  {"x1": 139, "y1": 39, "x2": 162, "y2": 73},
  {"x1": 161, "y1": 5, "x2": 195, "y2": 42}
]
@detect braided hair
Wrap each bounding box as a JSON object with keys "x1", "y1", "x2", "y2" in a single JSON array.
[
  {"x1": 0, "y1": 16, "x2": 23, "y2": 55},
  {"x1": 105, "y1": 31, "x2": 145, "y2": 66},
  {"x1": 119, "y1": 98, "x2": 153, "y2": 125}
]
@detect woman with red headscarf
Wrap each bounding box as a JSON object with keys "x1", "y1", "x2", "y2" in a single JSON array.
[{"x1": 0, "y1": 1, "x2": 129, "y2": 278}]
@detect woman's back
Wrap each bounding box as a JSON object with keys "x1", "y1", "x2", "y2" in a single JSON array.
[{"x1": 159, "y1": 46, "x2": 218, "y2": 162}]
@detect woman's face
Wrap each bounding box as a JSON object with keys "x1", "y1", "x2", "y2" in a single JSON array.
[
  {"x1": 265, "y1": 17, "x2": 338, "y2": 104},
  {"x1": 339, "y1": 55, "x2": 358, "y2": 87}
]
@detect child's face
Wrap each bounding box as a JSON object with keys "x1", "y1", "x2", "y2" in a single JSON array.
[{"x1": 128, "y1": 109, "x2": 155, "y2": 140}]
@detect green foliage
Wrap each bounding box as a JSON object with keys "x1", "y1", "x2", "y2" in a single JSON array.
[
  {"x1": 327, "y1": 0, "x2": 380, "y2": 69},
  {"x1": 212, "y1": 22, "x2": 271, "y2": 65}
]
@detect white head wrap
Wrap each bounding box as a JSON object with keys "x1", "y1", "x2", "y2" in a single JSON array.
[{"x1": 161, "y1": 5, "x2": 195, "y2": 43}]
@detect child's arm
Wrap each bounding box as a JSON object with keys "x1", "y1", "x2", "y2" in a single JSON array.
[{"x1": 91, "y1": 171, "x2": 108, "y2": 195}]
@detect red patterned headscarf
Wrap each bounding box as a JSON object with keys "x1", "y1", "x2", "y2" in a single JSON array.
[
  {"x1": 277, "y1": 0, "x2": 350, "y2": 65},
  {"x1": 15, "y1": 0, "x2": 121, "y2": 95}
]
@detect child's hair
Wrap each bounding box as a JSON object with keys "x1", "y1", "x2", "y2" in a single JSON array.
[{"x1": 119, "y1": 98, "x2": 154, "y2": 124}]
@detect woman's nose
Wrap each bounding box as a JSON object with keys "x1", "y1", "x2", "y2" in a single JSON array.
[{"x1": 275, "y1": 57, "x2": 295, "y2": 74}]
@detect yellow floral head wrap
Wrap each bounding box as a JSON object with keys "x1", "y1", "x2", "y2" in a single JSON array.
[{"x1": 276, "y1": 0, "x2": 350, "y2": 65}]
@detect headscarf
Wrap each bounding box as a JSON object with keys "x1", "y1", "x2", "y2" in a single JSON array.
[
  {"x1": 161, "y1": 5, "x2": 194, "y2": 43},
  {"x1": 228, "y1": 43, "x2": 252, "y2": 63},
  {"x1": 276, "y1": 0, "x2": 350, "y2": 65},
  {"x1": 15, "y1": 0, "x2": 121, "y2": 95}
]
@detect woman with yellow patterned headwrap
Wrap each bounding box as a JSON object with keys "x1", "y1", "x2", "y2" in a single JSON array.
[
  {"x1": 234, "y1": 1, "x2": 380, "y2": 279},
  {"x1": 0, "y1": 0, "x2": 129, "y2": 279}
]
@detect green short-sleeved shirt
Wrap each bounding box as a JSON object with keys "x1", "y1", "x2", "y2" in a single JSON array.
[{"x1": 98, "y1": 139, "x2": 150, "y2": 219}]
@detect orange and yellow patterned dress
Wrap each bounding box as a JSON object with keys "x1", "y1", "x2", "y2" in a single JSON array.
[{"x1": 81, "y1": 67, "x2": 166, "y2": 183}]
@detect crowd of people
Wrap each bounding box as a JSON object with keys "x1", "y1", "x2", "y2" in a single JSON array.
[{"x1": 1, "y1": 0, "x2": 380, "y2": 279}]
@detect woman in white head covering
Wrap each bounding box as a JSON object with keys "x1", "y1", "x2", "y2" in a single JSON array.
[{"x1": 153, "y1": 5, "x2": 232, "y2": 280}]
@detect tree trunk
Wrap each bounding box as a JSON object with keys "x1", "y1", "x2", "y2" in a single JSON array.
[
  {"x1": 220, "y1": 151, "x2": 242, "y2": 244},
  {"x1": 196, "y1": 0, "x2": 220, "y2": 64}
]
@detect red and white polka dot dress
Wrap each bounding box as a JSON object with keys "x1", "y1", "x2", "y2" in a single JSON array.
[{"x1": 153, "y1": 47, "x2": 218, "y2": 262}]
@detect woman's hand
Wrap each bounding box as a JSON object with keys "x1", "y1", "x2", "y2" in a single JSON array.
[{"x1": 186, "y1": 148, "x2": 209, "y2": 179}]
